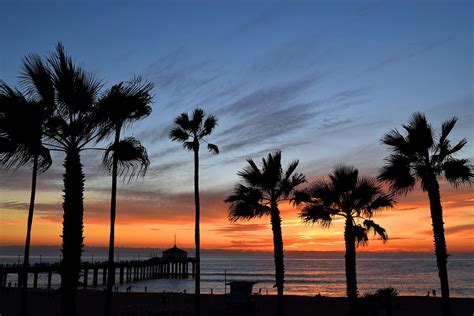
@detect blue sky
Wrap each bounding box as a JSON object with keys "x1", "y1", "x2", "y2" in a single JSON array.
[{"x1": 0, "y1": 0, "x2": 473, "y2": 249}]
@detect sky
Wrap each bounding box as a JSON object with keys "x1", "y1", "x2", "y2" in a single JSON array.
[{"x1": 0, "y1": 0, "x2": 473, "y2": 252}]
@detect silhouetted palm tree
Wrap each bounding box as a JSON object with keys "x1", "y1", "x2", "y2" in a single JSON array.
[
  {"x1": 96, "y1": 78, "x2": 153, "y2": 316},
  {"x1": 375, "y1": 287, "x2": 398, "y2": 316},
  {"x1": 0, "y1": 82, "x2": 52, "y2": 316},
  {"x1": 379, "y1": 113, "x2": 473, "y2": 316},
  {"x1": 20, "y1": 43, "x2": 102, "y2": 316},
  {"x1": 294, "y1": 165, "x2": 394, "y2": 316},
  {"x1": 169, "y1": 108, "x2": 219, "y2": 316},
  {"x1": 226, "y1": 151, "x2": 305, "y2": 316}
]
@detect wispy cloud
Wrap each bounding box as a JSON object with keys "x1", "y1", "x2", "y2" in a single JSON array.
[
  {"x1": 143, "y1": 48, "x2": 222, "y2": 97},
  {"x1": 363, "y1": 37, "x2": 453, "y2": 73},
  {"x1": 210, "y1": 223, "x2": 268, "y2": 233},
  {"x1": 445, "y1": 224, "x2": 474, "y2": 235}
]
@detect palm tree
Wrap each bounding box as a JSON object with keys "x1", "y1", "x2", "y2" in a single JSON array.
[
  {"x1": 293, "y1": 165, "x2": 394, "y2": 316},
  {"x1": 96, "y1": 78, "x2": 153, "y2": 316},
  {"x1": 375, "y1": 287, "x2": 398, "y2": 316},
  {"x1": 378, "y1": 113, "x2": 473, "y2": 316},
  {"x1": 0, "y1": 82, "x2": 52, "y2": 316},
  {"x1": 225, "y1": 151, "x2": 305, "y2": 316},
  {"x1": 20, "y1": 43, "x2": 102, "y2": 316},
  {"x1": 169, "y1": 108, "x2": 219, "y2": 316}
]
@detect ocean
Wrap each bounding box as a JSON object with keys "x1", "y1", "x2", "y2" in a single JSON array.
[{"x1": 1, "y1": 248, "x2": 473, "y2": 297}]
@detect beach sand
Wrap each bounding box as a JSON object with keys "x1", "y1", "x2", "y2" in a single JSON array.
[{"x1": 1, "y1": 288, "x2": 473, "y2": 316}]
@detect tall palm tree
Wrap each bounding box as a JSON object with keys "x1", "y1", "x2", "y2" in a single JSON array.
[
  {"x1": 293, "y1": 165, "x2": 394, "y2": 316},
  {"x1": 378, "y1": 113, "x2": 473, "y2": 316},
  {"x1": 20, "y1": 43, "x2": 102, "y2": 316},
  {"x1": 96, "y1": 78, "x2": 153, "y2": 316},
  {"x1": 225, "y1": 151, "x2": 305, "y2": 316},
  {"x1": 0, "y1": 82, "x2": 52, "y2": 316},
  {"x1": 169, "y1": 108, "x2": 219, "y2": 316}
]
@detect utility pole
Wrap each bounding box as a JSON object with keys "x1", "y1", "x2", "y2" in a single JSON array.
[{"x1": 224, "y1": 269, "x2": 227, "y2": 295}]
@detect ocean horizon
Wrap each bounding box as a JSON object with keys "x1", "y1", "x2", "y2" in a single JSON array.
[{"x1": 1, "y1": 246, "x2": 472, "y2": 298}]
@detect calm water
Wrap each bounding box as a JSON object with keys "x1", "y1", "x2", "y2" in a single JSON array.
[{"x1": 1, "y1": 250, "x2": 473, "y2": 297}]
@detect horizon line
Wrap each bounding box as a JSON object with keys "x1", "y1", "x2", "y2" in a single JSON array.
[{"x1": 1, "y1": 245, "x2": 473, "y2": 254}]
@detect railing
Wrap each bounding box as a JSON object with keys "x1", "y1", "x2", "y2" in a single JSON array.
[{"x1": 0, "y1": 257, "x2": 196, "y2": 289}]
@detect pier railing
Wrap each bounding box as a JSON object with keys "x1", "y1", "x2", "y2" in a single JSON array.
[{"x1": 0, "y1": 256, "x2": 196, "y2": 289}]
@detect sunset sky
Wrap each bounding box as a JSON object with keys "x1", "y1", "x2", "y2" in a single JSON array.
[{"x1": 0, "y1": 0, "x2": 472, "y2": 252}]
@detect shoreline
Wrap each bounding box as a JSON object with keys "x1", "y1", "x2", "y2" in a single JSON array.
[{"x1": 1, "y1": 288, "x2": 473, "y2": 316}]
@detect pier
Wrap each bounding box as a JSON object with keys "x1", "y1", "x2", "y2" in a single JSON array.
[{"x1": 0, "y1": 244, "x2": 195, "y2": 289}]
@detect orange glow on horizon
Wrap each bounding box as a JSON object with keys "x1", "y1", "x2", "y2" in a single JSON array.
[{"x1": 1, "y1": 185, "x2": 473, "y2": 252}]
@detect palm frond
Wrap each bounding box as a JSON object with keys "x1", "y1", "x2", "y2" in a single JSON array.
[
  {"x1": 200, "y1": 115, "x2": 218, "y2": 138},
  {"x1": 280, "y1": 159, "x2": 304, "y2": 197},
  {"x1": 435, "y1": 137, "x2": 468, "y2": 165},
  {"x1": 446, "y1": 138, "x2": 467, "y2": 156},
  {"x1": 20, "y1": 53, "x2": 55, "y2": 112},
  {"x1": 73, "y1": 67, "x2": 102, "y2": 113},
  {"x1": 442, "y1": 159, "x2": 474, "y2": 187},
  {"x1": 44, "y1": 115, "x2": 69, "y2": 145},
  {"x1": 207, "y1": 143, "x2": 219, "y2": 154},
  {"x1": 378, "y1": 154, "x2": 416, "y2": 195},
  {"x1": 174, "y1": 112, "x2": 191, "y2": 130},
  {"x1": 47, "y1": 42, "x2": 74, "y2": 100},
  {"x1": 191, "y1": 108, "x2": 204, "y2": 133},
  {"x1": 183, "y1": 141, "x2": 195, "y2": 151},
  {"x1": 280, "y1": 172, "x2": 305, "y2": 198},
  {"x1": 36, "y1": 145, "x2": 53, "y2": 172},
  {"x1": 351, "y1": 176, "x2": 381, "y2": 210},
  {"x1": 363, "y1": 219, "x2": 388, "y2": 242},
  {"x1": 48, "y1": 42, "x2": 102, "y2": 115},
  {"x1": 329, "y1": 165, "x2": 358, "y2": 194},
  {"x1": 0, "y1": 139, "x2": 51, "y2": 172},
  {"x1": 169, "y1": 127, "x2": 190, "y2": 142},
  {"x1": 299, "y1": 203, "x2": 335, "y2": 228},
  {"x1": 39, "y1": 42, "x2": 103, "y2": 149},
  {"x1": 227, "y1": 202, "x2": 271, "y2": 221},
  {"x1": 309, "y1": 179, "x2": 339, "y2": 207},
  {"x1": 380, "y1": 129, "x2": 413, "y2": 156},
  {"x1": 0, "y1": 139, "x2": 29, "y2": 171},
  {"x1": 284, "y1": 160, "x2": 299, "y2": 181},
  {"x1": 363, "y1": 194, "x2": 396, "y2": 218},
  {"x1": 261, "y1": 151, "x2": 283, "y2": 190},
  {"x1": 375, "y1": 287, "x2": 398, "y2": 298},
  {"x1": 439, "y1": 117, "x2": 458, "y2": 145},
  {"x1": 403, "y1": 112, "x2": 434, "y2": 154},
  {"x1": 0, "y1": 82, "x2": 51, "y2": 172},
  {"x1": 290, "y1": 172, "x2": 306, "y2": 189},
  {"x1": 352, "y1": 177, "x2": 395, "y2": 217},
  {"x1": 226, "y1": 184, "x2": 271, "y2": 221},
  {"x1": 353, "y1": 224, "x2": 369, "y2": 246},
  {"x1": 237, "y1": 158, "x2": 263, "y2": 187},
  {"x1": 102, "y1": 137, "x2": 150, "y2": 182},
  {"x1": 291, "y1": 190, "x2": 312, "y2": 205},
  {"x1": 96, "y1": 77, "x2": 153, "y2": 140}
]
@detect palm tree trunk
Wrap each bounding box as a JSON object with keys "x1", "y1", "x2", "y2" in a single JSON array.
[
  {"x1": 344, "y1": 217, "x2": 358, "y2": 316},
  {"x1": 60, "y1": 145, "x2": 85, "y2": 316},
  {"x1": 105, "y1": 128, "x2": 120, "y2": 316},
  {"x1": 426, "y1": 176, "x2": 451, "y2": 316},
  {"x1": 20, "y1": 154, "x2": 38, "y2": 316},
  {"x1": 193, "y1": 146, "x2": 201, "y2": 316},
  {"x1": 270, "y1": 202, "x2": 285, "y2": 316}
]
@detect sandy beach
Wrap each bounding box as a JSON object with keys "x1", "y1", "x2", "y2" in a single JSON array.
[{"x1": 1, "y1": 288, "x2": 473, "y2": 316}]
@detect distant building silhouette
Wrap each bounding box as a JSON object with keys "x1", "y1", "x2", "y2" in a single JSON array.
[{"x1": 162, "y1": 244, "x2": 187, "y2": 261}]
